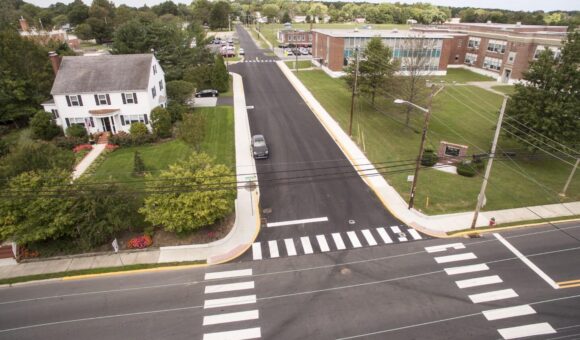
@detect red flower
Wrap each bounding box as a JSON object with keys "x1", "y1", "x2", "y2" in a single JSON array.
[
  {"x1": 127, "y1": 235, "x2": 153, "y2": 249},
  {"x1": 73, "y1": 144, "x2": 93, "y2": 153}
]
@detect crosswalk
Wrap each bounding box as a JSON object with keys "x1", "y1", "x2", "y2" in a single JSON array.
[
  {"x1": 202, "y1": 268, "x2": 261, "y2": 339},
  {"x1": 426, "y1": 242, "x2": 557, "y2": 339},
  {"x1": 241, "y1": 59, "x2": 278, "y2": 63},
  {"x1": 252, "y1": 225, "x2": 425, "y2": 261}
]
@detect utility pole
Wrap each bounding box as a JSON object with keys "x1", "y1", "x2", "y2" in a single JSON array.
[
  {"x1": 348, "y1": 47, "x2": 359, "y2": 137},
  {"x1": 228, "y1": 14, "x2": 231, "y2": 31},
  {"x1": 470, "y1": 96, "x2": 509, "y2": 229},
  {"x1": 560, "y1": 158, "x2": 579, "y2": 197},
  {"x1": 310, "y1": 0, "x2": 314, "y2": 31},
  {"x1": 408, "y1": 85, "x2": 436, "y2": 209}
]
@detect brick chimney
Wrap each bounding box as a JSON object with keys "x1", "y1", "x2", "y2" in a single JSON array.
[
  {"x1": 49, "y1": 51, "x2": 61, "y2": 75},
  {"x1": 19, "y1": 16, "x2": 29, "y2": 31}
]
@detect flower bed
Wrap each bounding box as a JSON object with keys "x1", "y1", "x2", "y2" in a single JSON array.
[
  {"x1": 127, "y1": 235, "x2": 153, "y2": 249},
  {"x1": 73, "y1": 144, "x2": 93, "y2": 153},
  {"x1": 105, "y1": 144, "x2": 119, "y2": 151}
]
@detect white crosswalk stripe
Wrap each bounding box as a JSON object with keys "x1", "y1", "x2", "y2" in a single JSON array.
[
  {"x1": 205, "y1": 281, "x2": 255, "y2": 294},
  {"x1": 390, "y1": 226, "x2": 408, "y2": 242},
  {"x1": 204, "y1": 295, "x2": 256, "y2": 309},
  {"x1": 347, "y1": 231, "x2": 362, "y2": 248},
  {"x1": 408, "y1": 229, "x2": 423, "y2": 240},
  {"x1": 469, "y1": 289, "x2": 518, "y2": 303},
  {"x1": 268, "y1": 240, "x2": 279, "y2": 258},
  {"x1": 301, "y1": 237, "x2": 314, "y2": 254},
  {"x1": 497, "y1": 323, "x2": 555, "y2": 339},
  {"x1": 332, "y1": 233, "x2": 346, "y2": 250},
  {"x1": 205, "y1": 269, "x2": 252, "y2": 280},
  {"x1": 203, "y1": 310, "x2": 259, "y2": 326},
  {"x1": 284, "y1": 238, "x2": 297, "y2": 256},
  {"x1": 316, "y1": 235, "x2": 330, "y2": 252},
  {"x1": 455, "y1": 275, "x2": 502, "y2": 289},
  {"x1": 361, "y1": 229, "x2": 377, "y2": 246},
  {"x1": 376, "y1": 227, "x2": 393, "y2": 244},
  {"x1": 252, "y1": 242, "x2": 262, "y2": 260},
  {"x1": 203, "y1": 327, "x2": 261, "y2": 340},
  {"x1": 482, "y1": 305, "x2": 536, "y2": 321},
  {"x1": 435, "y1": 253, "x2": 477, "y2": 264}
]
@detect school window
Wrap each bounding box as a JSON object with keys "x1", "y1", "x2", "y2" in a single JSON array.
[
  {"x1": 486, "y1": 40, "x2": 507, "y2": 54},
  {"x1": 468, "y1": 37, "x2": 481, "y2": 49},
  {"x1": 507, "y1": 52, "x2": 516, "y2": 63},
  {"x1": 483, "y1": 57, "x2": 502, "y2": 71},
  {"x1": 151, "y1": 86, "x2": 156, "y2": 98},
  {"x1": 464, "y1": 53, "x2": 478, "y2": 65}
]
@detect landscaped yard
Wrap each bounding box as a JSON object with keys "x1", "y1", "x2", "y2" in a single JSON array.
[
  {"x1": 90, "y1": 106, "x2": 235, "y2": 188},
  {"x1": 295, "y1": 70, "x2": 579, "y2": 214},
  {"x1": 491, "y1": 85, "x2": 516, "y2": 95},
  {"x1": 431, "y1": 68, "x2": 495, "y2": 83}
]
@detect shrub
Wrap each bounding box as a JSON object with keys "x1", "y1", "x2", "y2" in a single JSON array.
[
  {"x1": 0, "y1": 139, "x2": 9, "y2": 158},
  {"x1": 66, "y1": 125, "x2": 88, "y2": 141},
  {"x1": 109, "y1": 131, "x2": 132, "y2": 147},
  {"x1": 457, "y1": 161, "x2": 477, "y2": 177},
  {"x1": 133, "y1": 150, "x2": 145, "y2": 175},
  {"x1": 105, "y1": 144, "x2": 119, "y2": 151},
  {"x1": 421, "y1": 150, "x2": 438, "y2": 167},
  {"x1": 129, "y1": 122, "x2": 148, "y2": 137},
  {"x1": 167, "y1": 101, "x2": 188, "y2": 123},
  {"x1": 176, "y1": 112, "x2": 205, "y2": 150},
  {"x1": 0, "y1": 142, "x2": 74, "y2": 179},
  {"x1": 167, "y1": 80, "x2": 195, "y2": 104},
  {"x1": 53, "y1": 136, "x2": 87, "y2": 150},
  {"x1": 150, "y1": 107, "x2": 173, "y2": 138},
  {"x1": 72, "y1": 144, "x2": 93, "y2": 153},
  {"x1": 127, "y1": 235, "x2": 153, "y2": 249},
  {"x1": 131, "y1": 132, "x2": 157, "y2": 146},
  {"x1": 30, "y1": 111, "x2": 62, "y2": 141}
]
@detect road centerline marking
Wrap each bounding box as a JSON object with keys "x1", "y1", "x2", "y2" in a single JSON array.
[
  {"x1": 494, "y1": 233, "x2": 559, "y2": 289},
  {"x1": 267, "y1": 217, "x2": 328, "y2": 227}
]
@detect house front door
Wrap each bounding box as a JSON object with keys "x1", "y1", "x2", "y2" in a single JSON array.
[{"x1": 101, "y1": 117, "x2": 112, "y2": 132}]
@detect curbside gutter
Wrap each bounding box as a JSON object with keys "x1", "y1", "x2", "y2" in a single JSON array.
[{"x1": 276, "y1": 61, "x2": 580, "y2": 236}]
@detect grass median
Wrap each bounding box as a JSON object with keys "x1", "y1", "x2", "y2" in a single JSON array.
[{"x1": 295, "y1": 69, "x2": 579, "y2": 214}]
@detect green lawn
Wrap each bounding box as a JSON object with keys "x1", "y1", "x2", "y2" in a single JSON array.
[
  {"x1": 491, "y1": 85, "x2": 516, "y2": 95},
  {"x1": 295, "y1": 70, "x2": 579, "y2": 214},
  {"x1": 431, "y1": 68, "x2": 495, "y2": 83},
  {"x1": 90, "y1": 106, "x2": 235, "y2": 187},
  {"x1": 285, "y1": 60, "x2": 313, "y2": 69}
]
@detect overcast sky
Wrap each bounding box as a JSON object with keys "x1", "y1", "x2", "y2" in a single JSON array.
[{"x1": 26, "y1": 0, "x2": 579, "y2": 12}]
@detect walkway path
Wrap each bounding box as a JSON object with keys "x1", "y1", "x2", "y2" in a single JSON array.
[
  {"x1": 72, "y1": 144, "x2": 106, "y2": 180},
  {"x1": 467, "y1": 81, "x2": 510, "y2": 96}
]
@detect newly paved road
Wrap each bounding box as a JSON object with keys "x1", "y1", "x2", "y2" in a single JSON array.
[
  {"x1": 229, "y1": 25, "x2": 418, "y2": 261},
  {"x1": 1, "y1": 222, "x2": 579, "y2": 339}
]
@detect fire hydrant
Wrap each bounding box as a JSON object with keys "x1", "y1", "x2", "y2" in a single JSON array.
[{"x1": 489, "y1": 217, "x2": 496, "y2": 227}]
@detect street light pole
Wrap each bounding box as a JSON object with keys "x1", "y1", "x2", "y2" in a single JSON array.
[
  {"x1": 407, "y1": 85, "x2": 436, "y2": 210},
  {"x1": 348, "y1": 47, "x2": 359, "y2": 137},
  {"x1": 470, "y1": 96, "x2": 508, "y2": 229}
]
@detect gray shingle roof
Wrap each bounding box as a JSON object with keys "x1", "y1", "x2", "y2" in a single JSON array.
[{"x1": 51, "y1": 54, "x2": 154, "y2": 95}]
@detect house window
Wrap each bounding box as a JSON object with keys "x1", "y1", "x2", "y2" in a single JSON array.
[
  {"x1": 159, "y1": 80, "x2": 164, "y2": 90},
  {"x1": 120, "y1": 114, "x2": 148, "y2": 126},
  {"x1": 66, "y1": 95, "x2": 83, "y2": 107},
  {"x1": 464, "y1": 53, "x2": 478, "y2": 65},
  {"x1": 487, "y1": 40, "x2": 507, "y2": 54},
  {"x1": 483, "y1": 56, "x2": 502, "y2": 71},
  {"x1": 122, "y1": 93, "x2": 138, "y2": 104},
  {"x1": 152, "y1": 64, "x2": 157, "y2": 75},
  {"x1": 51, "y1": 109, "x2": 59, "y2": 119},
  {"x1": 468, "y1": 37, "x2": 481, "y2": 49},
  {"x1": 94, "y1": 94, "x2": 110, "y2": 105},
  {"x1": 151, "y1": 86, "x2": 156, "y2": 98},
  {"x1": 68, "y1": 117, "x2": 86, "y2": 126}
]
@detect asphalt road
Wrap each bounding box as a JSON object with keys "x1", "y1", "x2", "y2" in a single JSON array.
[
  {"x1": 229, "y1": 25, "x2": 416, "y2": 262},
  {"x1": 1, "y1": 222, "x2": 579, "y2": 339}
]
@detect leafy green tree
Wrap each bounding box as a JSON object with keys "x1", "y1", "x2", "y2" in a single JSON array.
[
  {"x1": 344, "y1": 37, "x2": 398, "y2": 105},
  {"x1": 0, "y1": 30, "x2": 54, "y2": 126},
  {"x1": 133, "y1": 150, "x2": 145, "y2": 176},
  {"x1": 192, "y1": 0, "x2": 213, "y2": 24},
  {"x1": 167, "y1": 80, "x2": 195, "y2": 104},
  {"x1": 74, "y1": 23, "x2": 93, "y2": 40},
  {"x1": 111, "y1": 19, "x2": 148, "y2": 54},
  {"x1": 504, "y1": 31, "x2": 579, "y2": 151},
  {"x1": 150, "y1": 106, "x2": 172, "y2": 138},
  {"x1": 209, "y1": 1, "x2": 231, "y2": 30},
  {"x1": 129, "y1": 122, "x2": 148, "y2": 136},
  {"x1": 282, "y1": 11, "x2": 291, "y2": 23},
  {"x1": 67, "y1": 0, "x2": 89, "y2": 26},
  {"x1": 30, "y1": 111, "x2": 62, "y2": 141},
  {"x1": 140, "y1": 152, "x2": 236, "y2": 233},
  {"x1": 86, "y1": 17, "x2": 113, "y2": 43},
  {"x1": 176, "y1": 112, "x2": 205, "y2": 151},
  {"x1": 0, "y1": 169, "x2": 75, "y2": 244},
  {"x1": 0, "y1": 142, "x2": 75, "y2": 180},
  {"x1": 184, "y1": 64, "x2": 213, "y2": 91},
  {"x1": 211, "y1": 54, "x2": 229, "y2": 93},
  {"x1": 167, "y1": 101, "x2": 188, "y2": 123},
  {"x1": 152, "y1": 1, "x2": 179, "y2": 17},
  {"x1": 262, "y1": 4, "x2": 280, "y2": 22}
]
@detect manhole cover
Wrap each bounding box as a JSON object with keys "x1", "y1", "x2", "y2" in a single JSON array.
[
  {"x1": 348, "y1": 220, "x2": 356, "y2": 225},
  {"x1": 398, "y1": 232, "x2": 406, "y2": 238},
  {"x1": 263, "y1": 208, "x2": 272, "y2": 214}
]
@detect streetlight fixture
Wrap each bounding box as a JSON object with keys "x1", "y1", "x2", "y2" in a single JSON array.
[{"x1": 393, "y1": 85, "x2": 436, "y2": 209}]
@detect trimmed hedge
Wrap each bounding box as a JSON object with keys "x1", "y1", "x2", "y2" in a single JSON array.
[{"x1": 457, "y1": 161, "x2": 476, "y2": 177}]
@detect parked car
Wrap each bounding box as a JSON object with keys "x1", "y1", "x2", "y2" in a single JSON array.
[
  {"x1": 251, "y1": 135, "x2": 269, "y2": 159},
  {"x1": 195, "y1": 89, "x2": 219, "y2": 98},
  {"x1": 299, "y1": 48, "x2": 309, "y2": 55},
  {"x1": 239, "y1": 48, "x2": 245, "y2": 55},
  {"x1": 285, "y1": 49, "x2": 294, "y2": 56}
]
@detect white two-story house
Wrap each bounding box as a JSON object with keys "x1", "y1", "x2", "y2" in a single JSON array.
[{"x1": 42, "y1": 53, "x2": 166, "y2": 135}]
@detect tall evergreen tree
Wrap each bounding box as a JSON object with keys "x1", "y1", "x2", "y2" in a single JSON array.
[{"x1": 211, "y1": 54, "x2": 229, "y2": 93}]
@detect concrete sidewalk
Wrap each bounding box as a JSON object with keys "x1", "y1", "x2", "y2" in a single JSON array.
[
  {"x1": 467, "y1": 81, "x2": 510, "y2": 96},
  {"x1": 0, "y1": 72, "x2": 260, "y2": 281},
  {"x1": 72, "y1": 144, "x2": 106, "y2": 180},
  {"x1": 276, "y1": 60, "x2": 580, "y2": 237}
]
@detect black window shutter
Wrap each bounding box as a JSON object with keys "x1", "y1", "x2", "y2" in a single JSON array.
[
  {"x1": 120, "y1": 115, "x2": 125, "y2": 126},
  {"x1": 89, "y1": 117, "x2": 94, "y2": 127},
  {"x1": 94, "y1": 94, "x2": 99, "y2": 106},
  {"x1": 66, "y1": 95, "x2": 71, "y2": 107},
  {"x1": 65, "y1": 118, "x2": 70, "y2": 127},
  {"x1": 143, "y1": 114, "x2": 148, "y2": 124},
  {"x1": 133, "y1": 93, "x2": 138, "y2": 104},
  {"x1": 78, "y1": 95, "x2": 83, "y2": 106},
  {"x1": 122, "y1": 93, "x2": 126, "y2": 104},
  {"x1": 106, "y1": 94, "x2": 111, "y2": 105}
]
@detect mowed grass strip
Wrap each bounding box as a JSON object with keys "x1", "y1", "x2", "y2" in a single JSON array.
[
  {"x1": 90, "y1": 106, "x2": 235, "y2": 188},
  {"x1": 285, "y1": 60, "x2": 314, "y2": 69},
  {"x1": 295, "y1": 70, "x2": 578, "y2": 214},
  {"x1": 430, "y1": 68, "x2": 495, "y2": 83}
]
